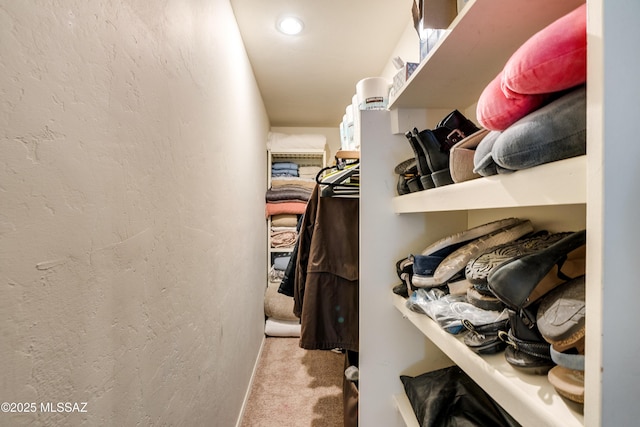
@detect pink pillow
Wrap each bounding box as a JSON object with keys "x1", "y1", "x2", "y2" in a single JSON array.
[
  {"x1": 502, "y1": 3, "x2": 587, "y2": 96},
  {"x1": 476, "y1": 71, "x2": 550, "y2": 131}
]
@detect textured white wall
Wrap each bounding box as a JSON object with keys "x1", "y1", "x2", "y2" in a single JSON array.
[{"x1": 0, "y1": 1, "x2": 268, "y2": 425}]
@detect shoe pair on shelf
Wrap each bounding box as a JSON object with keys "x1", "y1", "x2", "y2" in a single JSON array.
[
  {"x1": 393, "y1": 218, "x2": 532, "y2": 297},
  {"x1": 402, "y1": 109, "x2": 480, "y2": 192}
]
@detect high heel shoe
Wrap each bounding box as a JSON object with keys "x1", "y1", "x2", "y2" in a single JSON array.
[{"x1": 488, "y1": 229, "x2": 586, "y2": 326}]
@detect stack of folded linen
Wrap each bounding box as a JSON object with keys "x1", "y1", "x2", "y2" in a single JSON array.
[
  {"x1": 265, "y1": 165, "x2": 316, "y2": 218},
  {"x1": 271, "y1": 161, "x2": 299, "y2": 177},
  {"x1": 299, "y1": 165, "x2": 321, "y2": 180},
  {"x1": 270, "y1": 214, "x2": 299, "y2": 248},
  {"x1": 265, "y1": 253, "x2": 300, "y2": 337},
  {"x1": 267, "y1": 132, "x2": 326, "y2": 152}
]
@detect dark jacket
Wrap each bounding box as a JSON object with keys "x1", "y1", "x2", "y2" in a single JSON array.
[{"x1": 293, "y1": 185, "x2": 359, "y2": 352}]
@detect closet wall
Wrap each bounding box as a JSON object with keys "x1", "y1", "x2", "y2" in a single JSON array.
[{"x1": 0, "y1": 1, "x2": 268, "y2": 426}]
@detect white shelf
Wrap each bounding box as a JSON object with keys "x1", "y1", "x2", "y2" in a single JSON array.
[
  {"x1": 393, "y1": 393, "x2": 420, "y2": 427},
  {"x1": 269, "y1": 148, "x2": 326, "y2": 161},
  {"x1": 270, "y1": 248, "x2": 294, "y2": 253},
  {"x1": 392, "y1": 292, "x2": 584, "y2": 427},
  {"x1": 392, "y1": 155, "x2": 586, "y2": 213},
  {"x1": 389, "y1": 0, "x2": 586, "y2": 109}
]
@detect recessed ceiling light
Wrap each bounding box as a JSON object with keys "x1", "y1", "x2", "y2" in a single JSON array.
[{"x1": 277, "y1": 16, "x2": 304, "y2": 35}]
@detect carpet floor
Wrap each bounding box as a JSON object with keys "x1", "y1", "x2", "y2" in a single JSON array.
[{"x1": 240, "y1": 337, "x2": 344, "y2": 427}]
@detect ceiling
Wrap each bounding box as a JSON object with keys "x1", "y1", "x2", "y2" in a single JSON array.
[{"x1": 230, "y1": 0, "x2": 414, "y2": 128}]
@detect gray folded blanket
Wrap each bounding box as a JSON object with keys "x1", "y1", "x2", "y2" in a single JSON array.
[{"x1": 266, "y1": 186, "x2": 312, "y2": 202}]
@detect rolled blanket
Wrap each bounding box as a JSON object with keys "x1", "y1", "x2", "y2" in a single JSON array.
[
  {"x1": 264, "y1": 317, "x2": 301, "y2": 337},
  {"x1": 264, "y1": 282, "x2": 298, "y2": 322}
]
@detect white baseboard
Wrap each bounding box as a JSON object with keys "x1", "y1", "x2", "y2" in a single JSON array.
[{"x1": 235, "y1": 334, "x2": 266, "y2": 427}]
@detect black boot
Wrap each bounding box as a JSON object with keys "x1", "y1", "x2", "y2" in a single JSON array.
[
  {"x1": 403, "y1": 131, "x2": 434, "y2": 190},
  {"x1": 412, "y1": 110, "x2": 480, "y2": 188}
]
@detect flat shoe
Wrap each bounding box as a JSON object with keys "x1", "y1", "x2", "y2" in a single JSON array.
[
  {"x1": 466, "y1": 231, "x2": 571, "y2": 285},
  {"x1": 400, "y1": 217, "x2": 528, "y2": 289},
  {"x1": 420, "y1": 217, "x2": 525, "y2": 258},
  {"x1": 548, "y1": 365, "x2": 585, "y2": 404},
  {"x1": 414, "y1": 219, "x2": 534, "y2": 288},
  {"x1": 466, "y1": 287, "x2": 505, "y2": 311},
  {"x1": 536, "y1": 275, "x2": 586, "y2": 352},
  {"x1": 503, "y1": 346, "x2": 555, "y2": 375},
  {"x1": 462, "y1": 318, "x2": 509, "y2": 354}
]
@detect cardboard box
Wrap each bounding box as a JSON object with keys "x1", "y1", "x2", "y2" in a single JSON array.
[{"x1": 413, "y1": 0, "x2": 457, "y2": 62}]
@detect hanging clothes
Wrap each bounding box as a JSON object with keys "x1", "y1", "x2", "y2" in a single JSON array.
[{"x1": 293, "y1": 184, "x2": 359, "y2": 352}]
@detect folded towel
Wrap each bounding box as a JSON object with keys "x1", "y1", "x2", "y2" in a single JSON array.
[
  {"x1": 264, "y1": 317, "x2": 301, "y2": 337},
  {"x1": 265, "y1": 201, "x2": 308, "y2": 217},
  {"x1": 271, "y1": 171, "x2": 299, "y2": 178},
  {"x1": 271, "y1": 177, "x2": 317, "y2": 191},
  {"x1": 299, "y1": 165, "x2": 321, "y2": 176},
  {"x1": 266, "y1": 187, "x2": 312, "y2": 203},
  {"x1": 271, "y1": 226, "x2": 297, "y2": 233},
  {"x1": 272, "y1": 162, "x2": 300, "y2": 171},
  {"x1": 271, "y1": 214, "x2": 299, "y2": 227},
  {"x1": 267, "y1": 132, "x2": 327, "y2": 151},
  {"x1": 298, "y1": 166, "x2": 322, "y2": 181}
]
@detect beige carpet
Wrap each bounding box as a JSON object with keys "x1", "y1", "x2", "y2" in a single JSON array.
[{"x1": 240, "y1": 337, "x2": 344, "y2": 427}]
